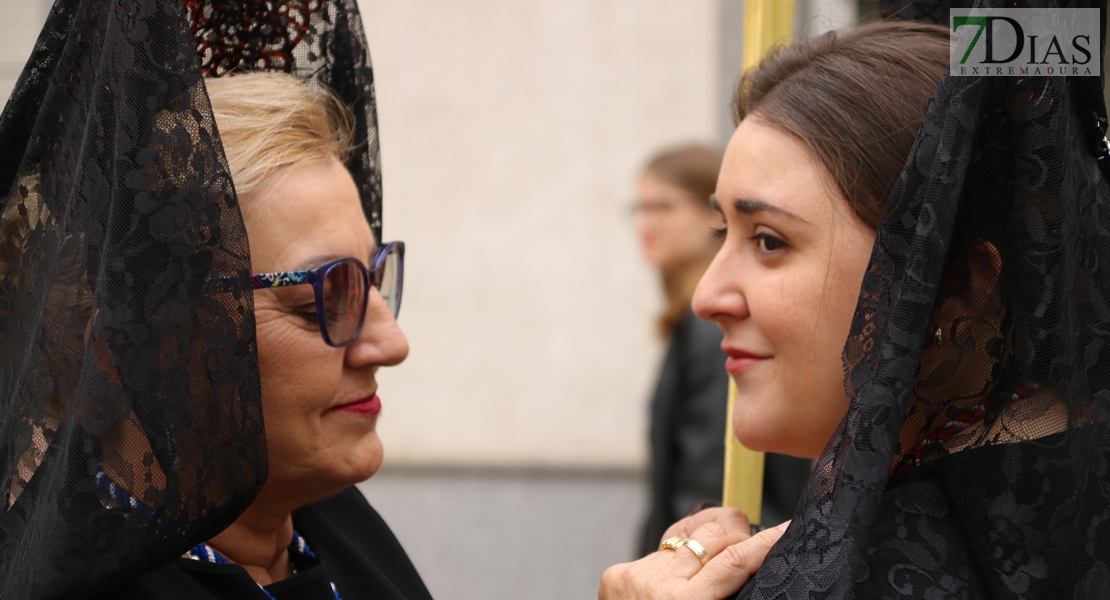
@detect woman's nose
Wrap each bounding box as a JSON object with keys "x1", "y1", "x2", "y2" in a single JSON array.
[
  {"x1": 345, "y1": 287, "x2": 409, "y2": 368},
  {"x1": 692, "y1": 246, "x2": 749, "y2": 323}
]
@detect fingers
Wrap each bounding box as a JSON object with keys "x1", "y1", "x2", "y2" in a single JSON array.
[
  {"x1": 662, "y1": 516, "x2": 754, "y2": 580},
  {"x1": 662, "y1": 506, "x2": 750, "y2": 541},
  {"x1": 597, "y1": 562, "x2": 626, "y2": 600},
  {"x1": 688, "y1": 521, "x2": 790, "y2": 599},
  {"x1": 598, "y1": 521, "x2": 791, "y2": 600}
]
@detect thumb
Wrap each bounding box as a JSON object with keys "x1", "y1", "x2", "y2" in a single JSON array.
[{"x1": 687, "y1": 521, "x2": 789, "y2": 599}]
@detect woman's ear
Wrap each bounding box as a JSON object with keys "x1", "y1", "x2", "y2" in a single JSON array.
[
  {"x1": 935, "y1": 241, "x2": 1002, "y2": 310},
  {"x1": 962, "y1": 241, "x2": 1002, "y2": 311},
  {"x1": 924, "y1": 241, "x2": 1005, "y2": 350}
]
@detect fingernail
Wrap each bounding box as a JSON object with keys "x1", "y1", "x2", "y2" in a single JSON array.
[{"x1": 776, "y1": 520, "x2": 791, "y2": 532}]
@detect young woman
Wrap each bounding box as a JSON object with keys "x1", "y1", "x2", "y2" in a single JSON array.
[
  {"x1": 603, "y1": 12, "x2": 1110, "y2": 599},
  {"x1": 634, "y1": 145, "x2": 811, "y2": 554}
]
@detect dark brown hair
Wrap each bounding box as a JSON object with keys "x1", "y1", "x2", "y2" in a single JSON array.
[
  {"x1": 733, "y1": 20, "x2": 950, "y2": 228},
  {"x1": 643, "y1": 144, "x2": 724, "y2": 337}
]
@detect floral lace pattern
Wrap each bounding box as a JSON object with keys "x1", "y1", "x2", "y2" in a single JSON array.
[{"x1": 185, "y1": 0, "x2": 326, "y2": 75}]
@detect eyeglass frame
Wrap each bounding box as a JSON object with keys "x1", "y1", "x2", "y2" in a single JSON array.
[{"x1": 243, "y1": 241, "x2": 405, "y2": 347}]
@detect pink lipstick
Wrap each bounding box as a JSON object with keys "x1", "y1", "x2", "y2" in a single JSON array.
[
  {"x1": 334, "y1": 394, "x2": 381, "y2": 415},
  {"x1": 722, "y1": 347, "x2": 770, "y2": 375}
]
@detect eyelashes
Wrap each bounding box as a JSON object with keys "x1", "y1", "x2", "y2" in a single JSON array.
[
  {"x1": 708, "y1": 228, "x2": 788, "y2": 254},
  {"x1": 750, "y1": 232, "x2": 788, "y2": 253}
]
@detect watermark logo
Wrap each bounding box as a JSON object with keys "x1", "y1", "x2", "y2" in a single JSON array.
[{"x1": 950, "y1": 8, "x2": 1099, "y2": 76}]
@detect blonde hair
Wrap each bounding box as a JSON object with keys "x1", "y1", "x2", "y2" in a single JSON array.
[{"x1": 204, "y1": 72, "x2": 356, "y2": 196}]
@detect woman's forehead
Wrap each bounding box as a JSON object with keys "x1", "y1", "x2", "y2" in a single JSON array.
[
  {"x1": 242, "y1": 162, "x2": 374, "y2": 271},
  {"x1": 719, "y1": 120, "x2": 842, "y2": 221}
]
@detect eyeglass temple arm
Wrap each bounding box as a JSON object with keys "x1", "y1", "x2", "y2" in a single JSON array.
[{"x1": 209, "y1": 270, "x2": 313, "y2": 293}]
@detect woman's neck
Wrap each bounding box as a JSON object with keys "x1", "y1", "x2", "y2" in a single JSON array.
[{"x1": 204, "y1": 502, "x2": 296, "y2": 586}]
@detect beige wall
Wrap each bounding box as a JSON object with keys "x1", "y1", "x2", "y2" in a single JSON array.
[
  {"x1": 358, "y1": 0, "x2": 721, "y2": 469},
  {"x1": 0, "y1": 0, "x2": 49, "y2": 105}
]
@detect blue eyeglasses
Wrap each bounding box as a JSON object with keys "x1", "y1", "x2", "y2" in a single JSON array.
[{"x1": 248, "y1": 241, "x2": 404, "y2": 347}]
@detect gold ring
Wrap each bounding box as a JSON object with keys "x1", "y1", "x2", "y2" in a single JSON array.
[
  {"x1": 658, "y1": 536, "x2": 685, "y2": 552},
  {"x1": 681, "y1": 538, "x2": 709, "y2": 565}
]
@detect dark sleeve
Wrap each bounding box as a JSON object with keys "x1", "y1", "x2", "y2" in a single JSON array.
[
  {"x1": 292, "y1": 486, "x2": 433, "y2": 600},
  {"x1": 91, "y1": 560, "x2": 266, "y2": 600},
  {"x1": 640, "y1": 326, "x2": 689, "y2": 556},
  {"x1": 94, "y1": 488, "x2": 432, "y2": 600},
  {"x1": 670, "y1": 315, "x2": 730, "y2": 518}
]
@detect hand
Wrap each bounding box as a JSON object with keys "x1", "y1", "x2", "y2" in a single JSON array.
[{"x1": 599, "y1": 509, "x2": 788, "y2": 600}]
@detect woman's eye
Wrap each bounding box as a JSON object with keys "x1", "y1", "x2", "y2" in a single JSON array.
[
  {"x1": 297, "y1": 308, "x2": 319, "y2": 324},
  {"x1": 752, "y1": 232, "x2": 788, "y2": 253},
  {"x1": 710, "y1": 226, "x2": 728, "y2": 240}
]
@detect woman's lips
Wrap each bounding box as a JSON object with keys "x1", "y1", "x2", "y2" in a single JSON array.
[
  {"x1": 723, "y1": 348, "x2": 770, "y2": 375},
  {"x1": 333, "y1": 394, "x2": 381, "y2": 415}
]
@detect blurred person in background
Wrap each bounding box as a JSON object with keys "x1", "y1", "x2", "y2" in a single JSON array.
[
  {"x1": 633, "y1": 146, "x2": 810, "y2": 557},
  {"x1": 633, "y1": 145, "x2": 730, "y2": 557}
]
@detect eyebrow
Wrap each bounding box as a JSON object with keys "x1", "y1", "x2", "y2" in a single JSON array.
[
  {"x1": 298, "y1": 255, "x2": 344, "y2": 270},
  {"x1": 297, "y1": 246, "x2": 378, "y2": 270},
  {"x1": 709, "y1": 195, "x2": 811, "y2": 225}
]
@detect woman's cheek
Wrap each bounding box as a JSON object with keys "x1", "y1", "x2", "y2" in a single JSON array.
[{"x1": 256, "y1": 318, "x2": 337, "y2": 408}]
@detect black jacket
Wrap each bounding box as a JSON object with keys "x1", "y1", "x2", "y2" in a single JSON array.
[
  {"x1": 639, "y1": 313, "x2": 731, "y2": 555},
  {"x1": 95, "y1": 487, "x2": 433, "y2": 600}
]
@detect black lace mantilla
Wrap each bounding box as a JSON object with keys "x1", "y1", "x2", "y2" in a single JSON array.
[
  {"x1": 737, "y1": 1, "x2": 1110, "y2": 598},
  {"x1": 0, "y1": 0, "x2": 383, "y2": 598}
]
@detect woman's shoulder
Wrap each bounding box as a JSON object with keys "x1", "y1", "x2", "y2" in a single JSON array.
[
  {"x1": 293, "y1": 486, "x2": 434, "y2": 600},
  {"x1": 95, "y1": 487, "x2": 432, "y2": 600},
  {"x1": 291, "y1": 485, "x2": 393, "y2": 547},
  {"x1": 295, "y1": 485, "x2": 377, "y2": 518}
]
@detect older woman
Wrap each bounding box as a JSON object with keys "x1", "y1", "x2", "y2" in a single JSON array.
[
  {"x1": 0, "y1": 1, "x2": 432, "y2": 599},
  {"x1": 603, "y1": 12, "x2": 1110, "y2": 599},
  {"x1": 88, "y1": 73, "x2": 429, "y2": 599}
]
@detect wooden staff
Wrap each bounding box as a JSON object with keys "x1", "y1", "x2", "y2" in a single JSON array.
[{"x1": 720, "y1": 0, "x2": 795, "y2": 528}]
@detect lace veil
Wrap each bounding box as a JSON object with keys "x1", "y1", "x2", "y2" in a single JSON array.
[
  {"x1": 736, "y1": 0, "x2": 1110, "y2": 597},
  {"x1": 0, "y1": 1, "x2": 383, "y2": 598}
]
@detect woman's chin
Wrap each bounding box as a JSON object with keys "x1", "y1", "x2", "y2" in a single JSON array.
[
  {"x1": 733, "y1": 405, "x2": 784, "y2": 453},
  {"x1": 283, "y1": 432, "x2": 384, "y2": 494},
  {"x1": 734, "y1": 422, "x2": 823, "y2": 459},
  {"x1": 343, "y1": 432, "x2": 384, "y2": 483},
  {"x1": 734, "y1": 427, "x2": 776, "y2": 454}
]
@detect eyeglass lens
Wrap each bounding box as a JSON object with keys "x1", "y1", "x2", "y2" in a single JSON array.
[
  {"x1": 378, "y1": 249, "x2": 400, "y2": 318},
  {"x1": 322, "y1": 260, "x2": 366, "y2": 345}
]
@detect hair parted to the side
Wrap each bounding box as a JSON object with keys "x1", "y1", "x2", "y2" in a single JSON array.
[
  {"x1": 733, "y1": 20, "x2": 950, "y2": 228},
  {"x1": 205, "y1": 72, "x2": 356, "y2": 196}
]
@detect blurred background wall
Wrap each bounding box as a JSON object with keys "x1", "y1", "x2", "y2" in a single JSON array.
[{"x1": 0, "y1": 1, "x2": 51, "y2": 102}]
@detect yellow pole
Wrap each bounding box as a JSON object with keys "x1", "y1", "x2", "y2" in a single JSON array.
[
  {"x1": 741, "y1": 0, "x2": 796, "y2": 73},
  {"x1": 722, "y1": 381, "x2": 765, "y2": 523},
  {"x1": 721, "y1": 0, "x2": 794, "y2": 527}
]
